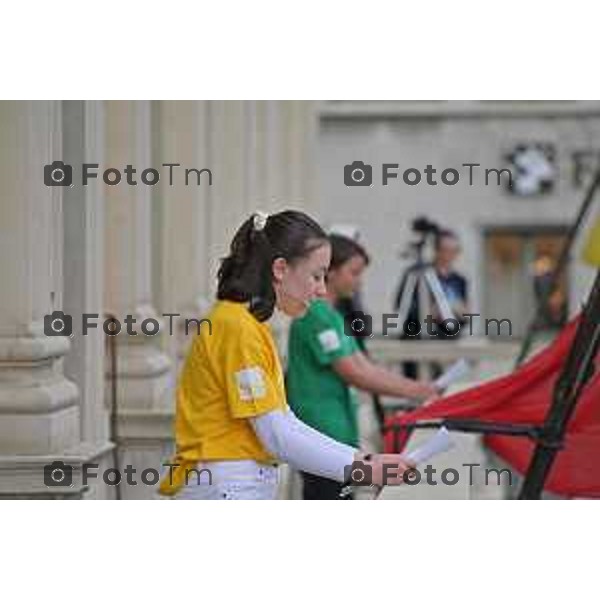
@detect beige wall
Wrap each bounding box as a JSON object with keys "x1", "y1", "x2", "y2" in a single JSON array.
[{"x1": 317, "y1": 101, "x2": 600, "y2": 334}]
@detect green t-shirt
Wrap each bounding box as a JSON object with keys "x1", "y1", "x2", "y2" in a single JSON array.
[{"x1": 286, "y1": 299, "x2": 361, "y2": 447}]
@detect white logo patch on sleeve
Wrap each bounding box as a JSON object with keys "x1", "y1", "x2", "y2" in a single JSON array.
[
  {"x1": 318, "y1": 329, "x2": 341, "y2": 353},
  {"x1": 235, "y1": 367, "x2": 267, "y2": 401}
]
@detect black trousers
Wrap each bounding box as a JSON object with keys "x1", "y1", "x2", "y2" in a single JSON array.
[{"x1": 301, "y1": 471, "x2": 353, "y2": 500}]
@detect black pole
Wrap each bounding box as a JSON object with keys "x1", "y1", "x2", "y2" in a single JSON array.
[
  {"x1": 106, "y1": 314, "x2": 123, "y2": 500},
  {"x1": 515, "y1": 169, "x2": 600, "y2": 368},
  {"x1": 518, "y1": 269, "x2": 600, "y2": 499},
  {"x1": 390, "y1": 419, "x2": 540, "y2": 437}
]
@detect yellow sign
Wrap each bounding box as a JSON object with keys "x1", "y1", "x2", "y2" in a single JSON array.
[{"x1": 582, "y1": 217, "x2": 600, "y2": 266}]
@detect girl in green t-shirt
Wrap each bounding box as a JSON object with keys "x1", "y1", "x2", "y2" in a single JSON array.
[{"x1": 287, "y1": 234, "x2": 439, "y2": 500}]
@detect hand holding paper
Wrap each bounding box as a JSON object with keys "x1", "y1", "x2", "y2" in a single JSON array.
[{"x1": 370, "y1": 427, "x2": 456, "y2": 498}]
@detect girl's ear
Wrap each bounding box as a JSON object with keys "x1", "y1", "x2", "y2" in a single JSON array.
[{"x1": 272, "y1": 257, "x2": 288, "y2": 283}]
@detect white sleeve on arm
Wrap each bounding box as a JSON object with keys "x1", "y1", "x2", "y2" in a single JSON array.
[{"x1": 250, "y1": 409, "x2": 357, "y2": 482}]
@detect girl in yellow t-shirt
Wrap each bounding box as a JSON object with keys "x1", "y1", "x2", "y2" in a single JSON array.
[{"x1": 159, "y1": 210, "x2": 414, "y2": 500}]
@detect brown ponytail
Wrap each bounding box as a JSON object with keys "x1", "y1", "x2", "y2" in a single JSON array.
[{"x1": 217, "y1": 210, "x2": 328, "y2": 321}]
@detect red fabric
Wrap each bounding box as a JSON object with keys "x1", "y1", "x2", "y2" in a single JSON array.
[{"x1": 383, "y1": 316, "x2": 600, "y2": 497}]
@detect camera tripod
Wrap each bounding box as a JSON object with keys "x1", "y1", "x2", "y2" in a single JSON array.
[{"x1": 396, "y1": 237, "x2": 457, "y2": 338}]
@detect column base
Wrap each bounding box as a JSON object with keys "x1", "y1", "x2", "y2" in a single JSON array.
[
  {"x1": 107, "y1": 340, "x2": 172, "y2": 412},
  {"x1": 113, "y1": 409, "x2": 174, "y2": 499},
  {"x1": 0, "y1": 331, "x2": 81, "y2": 455},
  {"x1": 0, "y1": 441, "x2": 115, "y2": 499}
]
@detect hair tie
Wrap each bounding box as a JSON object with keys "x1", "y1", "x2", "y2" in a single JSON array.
[{"x1": 252, "y1": 211, "x2": 269, "y2": 232}]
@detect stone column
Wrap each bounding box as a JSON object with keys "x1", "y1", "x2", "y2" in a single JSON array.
[
  {"x1": 103, "y1": 101, "x2": 172, "y2": 499},
  {"x1": 61, "y1": 100, "x2": 114, "y2": 499},
  {"x1": 204, "y1": 101, "x2": 251, "y2": 297},
  {"x1": 153, "y1": 101, "x2": 212, "y2": 373},
  {"x1": 249, "y1": 101, "x2": 319, "y2": 214},
  {"x1": 0, "y1": 101, "x2": 83, "y2": 498},
  {"x1": 280, "y1": 100, "x2": 319, "y2": 211}
]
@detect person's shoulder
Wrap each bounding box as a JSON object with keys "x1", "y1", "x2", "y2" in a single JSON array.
[
  {"x1": 306, "y1": 300, "x2": 346, "y2": 334},
  {"x1": 307, "y1": 299, "x2": 340, "y2": 322},
  {"x1": 290, "y1": 299, "x2": 336, "y2": 333},
  {"x1": 211, "y1": 300, "x2": 261, "y2": 333},
  {"x1": 450, "y1": 271, "x2": 467, "y2": 284},
  {"x1": 209, "y1": 301, "x2": 276, "y2": 361}
]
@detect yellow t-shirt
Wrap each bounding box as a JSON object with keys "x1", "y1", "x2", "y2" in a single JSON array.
[{"x1": 159, "y1": 300, "x2": 287, "y2": 495}]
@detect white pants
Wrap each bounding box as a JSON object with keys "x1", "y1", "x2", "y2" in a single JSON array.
[{"x1": 174, "y1": 460, "x2": 278, "y2": 500}]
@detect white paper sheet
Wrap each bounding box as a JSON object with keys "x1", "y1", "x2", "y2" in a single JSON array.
[
  {"x1": 404, "y1": 426, "x2": 455, "y2": 465},
  {"x1": 434, "y1": 358, "x2": 471, "y2": 391}
]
